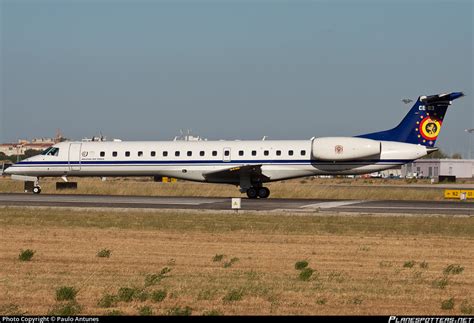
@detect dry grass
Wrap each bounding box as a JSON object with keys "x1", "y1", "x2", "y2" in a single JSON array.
[
  {"x1": 0, "y1": 207, "x2": 473, "y2": 315},
  {"x1": 0, "y1": 176, "x2": 464, "y2": 201}
]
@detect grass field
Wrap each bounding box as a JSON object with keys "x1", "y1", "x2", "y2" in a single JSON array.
[
  {"x1": 1, "y1": 176, "x2": 469, "y2": 201},
  {"x1": 0, "y1": 207, "x2": 472, "y2": 315}
]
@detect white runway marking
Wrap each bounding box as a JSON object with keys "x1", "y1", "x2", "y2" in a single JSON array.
[
  {"x1": 0, "y1": 195, "x2": 219, "y2": 205},
  {"x1": 346, "y1": 206, "x2": 473, "y2": 211},
  {"x1": 301, "y1": 200, "x2": 364, "y2": 209}
]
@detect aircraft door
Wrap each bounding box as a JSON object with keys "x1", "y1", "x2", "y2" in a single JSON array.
[
  {"x1": 223, "y1": 147, "x2": 231, "y2": 162},
  {"x1": 69, "y1": 143, "x2": 82, "y2": 171}
]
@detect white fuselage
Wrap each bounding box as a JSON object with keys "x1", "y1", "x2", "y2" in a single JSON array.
[{"x1": 6, "y1": 139, "x2": 429, "y2": 184}]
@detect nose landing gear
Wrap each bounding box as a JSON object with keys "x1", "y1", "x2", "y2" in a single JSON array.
[
  {"x1": 32, "y1": 177, "x2": 42, "y2": 194},
  {"x1": 24, "y1": 177, "x2": 42, "y2": 194}
]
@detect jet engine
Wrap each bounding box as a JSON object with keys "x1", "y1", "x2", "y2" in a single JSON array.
[{"x1": 312, "y1": 137, "x2": 381, "y2": 161}]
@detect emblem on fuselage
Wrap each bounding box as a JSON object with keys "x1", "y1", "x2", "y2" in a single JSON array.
[{"x1": 335, "y1": 145, "x2": 344, "y2": 154}]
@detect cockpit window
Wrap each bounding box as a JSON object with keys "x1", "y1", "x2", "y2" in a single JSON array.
[
  {"x1": 41, "y1": 147, "x2": 59, "y2": 156},
  {"x1": 41, "y1": 147, "x2": 53, "y2": 155}
]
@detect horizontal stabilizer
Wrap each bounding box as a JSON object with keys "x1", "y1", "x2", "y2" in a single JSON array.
[{"x1": 420, "y1": 92, "x2": 464, "y2": 104}]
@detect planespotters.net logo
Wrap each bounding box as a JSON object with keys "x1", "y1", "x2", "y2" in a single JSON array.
[{"x1": 389, "y1": 317, "x2": 473, "y2": 323}]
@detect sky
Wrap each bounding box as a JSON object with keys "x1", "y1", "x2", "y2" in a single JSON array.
[{"x1": 1, "y1": 0, "x2": 472, "y2": 157}]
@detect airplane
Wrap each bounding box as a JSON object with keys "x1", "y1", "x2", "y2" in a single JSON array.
[{"x1": 3, "y1": 91, "x2": 465, "y2": 198}]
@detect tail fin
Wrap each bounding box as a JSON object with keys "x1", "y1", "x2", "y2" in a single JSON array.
[{"x1": 357, "y1": 92, "x2": 464, "y2": 147}]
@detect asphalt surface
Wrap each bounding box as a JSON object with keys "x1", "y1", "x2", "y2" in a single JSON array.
[{"x1": 0, "y1": 193, "x2": 473, "y2": 215}]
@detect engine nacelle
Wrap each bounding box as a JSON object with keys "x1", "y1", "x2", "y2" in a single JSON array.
[{"x1": 312, "y1": 137, "x2": 381, "y2": 161}]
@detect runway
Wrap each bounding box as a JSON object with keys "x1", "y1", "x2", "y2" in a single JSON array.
[{"x1": 0, "y1": 193, "x2": 472, "y2": 215}]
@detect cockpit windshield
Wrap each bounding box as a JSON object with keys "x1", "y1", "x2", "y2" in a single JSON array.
[{"x1": 41, "y1": 147, "x2": 60, "y2": 156}]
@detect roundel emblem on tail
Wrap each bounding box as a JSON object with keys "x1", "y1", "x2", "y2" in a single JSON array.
[
  {"x1": 335, "y1": 145, "x2": 343, "y2": 154},
  {"x1": 419, "y1": 116, "x2": 442, "y2": 140}
]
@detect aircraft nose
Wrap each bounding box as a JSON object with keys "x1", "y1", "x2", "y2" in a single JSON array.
[{"x1": 3, "y1": 166, "x2": 15, "y2": 175}]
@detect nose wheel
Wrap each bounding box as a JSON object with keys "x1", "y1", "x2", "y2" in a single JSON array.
[
  {"x1": 32, "y1": 178, "x2": 42, "y2": 194},
  {"x1": 246, "y1": 187, "x2": 270, "y2": 199}
]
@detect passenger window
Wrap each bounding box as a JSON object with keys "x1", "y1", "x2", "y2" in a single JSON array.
[
  {"x1": 276, "y1": 150, "x2": 281, "y2": 156},
  {"x1": 187, "y1": 151, "x2": 192, "y2": 157},
  {"x1": 200, "y1": 151, "x2": 205, "y2": 157},
  {"x1": 138, "y1": 151, "x2": 143, "y2": 157},
  {"x1": 239, "y1": 150, "x2": 244, "y2": 156},
  {"x1": 288, "y1": 150, "x2": 294, "y2": 156},
  {"x1": 112, "y1": 151, "x2": 117, "y2": 157},
  {"x1": 100, "y1": 151, "x2": 105, "y2": 157},
  {"x1": 212, "y1": 151, "x2": 217, "y2": 157},
  {"x1": 175, "y1": 151, "x2": 180, "y2": 157},
  {"x1": 252, "y1": 150, "x2": 257, "y2": 156},
  {"x1": 264, "y1": 150, "x2": 269, "y2": 156},
  {"x1": 151, "y1": 151, "x2": 156, "y2": 157},
  {"x1": 125, "y1": 151, "x2": 130, "y2": 157},
  {"x1": 301, "y1": 150, "x2": 306, "y2": 156},
  {"x1": 224, "y1": 150, "x2": 230, "y2": 157},
  {"x1": 163, "y1": 151, "x2": 168, "y2": 157}
]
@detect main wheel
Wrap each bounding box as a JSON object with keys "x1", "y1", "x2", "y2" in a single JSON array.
[
  {"x1": 246, "y1": 188, "x2": 258, "y2": 199},
  {"x1": 32, "y1": 186, "x2": 41, "y2": 194},
  {"x1": 257, "y1": 187, "x2": 270, "y2": 199}
]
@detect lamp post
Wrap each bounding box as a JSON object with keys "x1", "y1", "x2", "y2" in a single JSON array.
[{"x1": 465, "y1": 128, "x2": 474, "y2": 159}]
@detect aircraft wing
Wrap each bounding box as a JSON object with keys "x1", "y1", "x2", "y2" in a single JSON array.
[{"x1": 203, "y1": 164, "x2": 269, "y2": 182}]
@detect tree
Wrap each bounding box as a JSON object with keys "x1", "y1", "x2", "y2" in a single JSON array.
[
  {"x1": 23, "y1": 149, "x2": 42, "y2": 158},
  {"x1": 3, "y1": 155, "x2": 19, "y2": 163},
  {"x1": 423, "y1": 149, "x2": 448, "y2": 159},
  {"x1": 451, "y1": 153, "x2": 462, "y2": 159}
]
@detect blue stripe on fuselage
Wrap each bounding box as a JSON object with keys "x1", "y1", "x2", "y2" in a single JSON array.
[{"x1": 13, "y1": 159, "x2": 410, "y2": 167}]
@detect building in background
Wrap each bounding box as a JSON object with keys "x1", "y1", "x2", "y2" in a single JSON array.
[
  {"x1": 401, "y1": 159, "x2": 474, "y2": 179},
  {"x1": 0, "y1": 130, "x2": 66, "y2": 157},
  {"x1": 0, "y1": 139, "x2": 54, "y2": 156}
]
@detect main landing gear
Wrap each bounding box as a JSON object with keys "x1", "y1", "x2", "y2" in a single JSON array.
[
  {"x1": 32, "y1": 186, "x2": 42, "y2": 194},
  {"x1": 246, "y1": 187, "x2": 270, "y2": 199}
]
